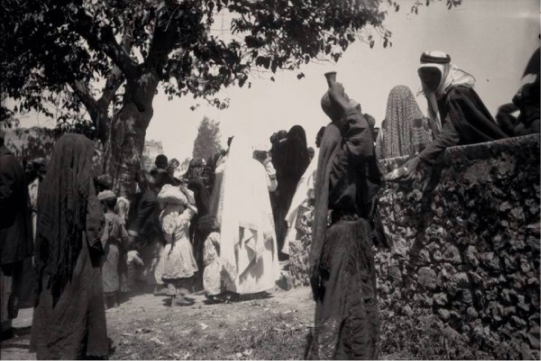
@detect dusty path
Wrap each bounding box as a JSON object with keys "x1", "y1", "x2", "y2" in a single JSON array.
[
  {"x1": 1, "y1": 287, "x2": 315, "y2": 360},
  {"x1": 1, "y1": 285, "x2": 477, "y2": 360}
]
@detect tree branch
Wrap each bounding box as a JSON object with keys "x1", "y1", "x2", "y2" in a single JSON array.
[
  {"x1": 70, "y1": 7, "x2": 139, "y2": 79},
  {"x1": 70, "y1": 80, "x2": 99, "y2": 117},
  {"x1": 145, "y1": 2, "x2": 187, "y2": 70},
  {"x1": 70, "y1": 80, "x2": 110, "y2": 144},
  {"x1": 97, "y1": 30, "x2": 133, "y2": 107}
]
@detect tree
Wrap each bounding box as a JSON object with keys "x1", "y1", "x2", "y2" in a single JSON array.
[
  {"x1": 0, "y1": 0, "x2": 461, "y2": 196},
  {"x1": 193, "y1": 116, "x2": 222, "y2": 160}
]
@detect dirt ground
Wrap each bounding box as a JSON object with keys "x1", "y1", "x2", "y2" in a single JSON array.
[
  {"x1": 2, "y1": 286, "x2": 414, "y2": 360},
  {"x1": 1, "y1": 287, "x2": 316, "y2": 360}
]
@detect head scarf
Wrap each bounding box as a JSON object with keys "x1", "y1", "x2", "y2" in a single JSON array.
[
  {"x1": 157, "y1": 184, "x2": 188, "y2": 206},
  {"x1": 98, "y1": 190, "x2": 116, "y2": 202},
  {"x1": 418, "y1": 51, "x2": 476, "y2": 134},
  {"x1": 280, "y1": 125, "x2": 310, "y2": 181},
  {"x1": 383, "y1": 85, "x2": 426, "y2": 158},
  {"x1": 35, "y1": 133, "x2": 101, "y2": 305}
]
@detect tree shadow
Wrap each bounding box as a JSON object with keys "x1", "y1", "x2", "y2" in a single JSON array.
[{"x1": 205, "y1": 291, "x2": 274, "y2": 304}]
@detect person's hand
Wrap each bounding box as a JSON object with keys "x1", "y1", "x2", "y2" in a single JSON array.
[{"x1": 384, "y1": 156, "x2": 422, "y2": 183}]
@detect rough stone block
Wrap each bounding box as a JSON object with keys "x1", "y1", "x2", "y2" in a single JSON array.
[{"x1": 417, "y1": 267, "x2": 437, "y2": 290}]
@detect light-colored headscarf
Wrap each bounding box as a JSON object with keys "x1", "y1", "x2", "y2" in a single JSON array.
[{"x1": 418, "y1": 51, "x2": 476, "y2": 134}]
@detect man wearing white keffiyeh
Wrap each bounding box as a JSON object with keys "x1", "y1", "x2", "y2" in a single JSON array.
[{"x1": 385, "y1": 51, "x2": 508, "y2": 183}]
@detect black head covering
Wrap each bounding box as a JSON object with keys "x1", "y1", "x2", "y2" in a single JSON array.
[
  {"x1": 35, "y1": 133, "x2": 102, "y2": 305},
  {"x1": 281, "y1": 125, "x2": 310, "y2": 180}
]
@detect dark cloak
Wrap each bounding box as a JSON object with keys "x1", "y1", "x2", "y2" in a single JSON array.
[
  {"x1": 307, "y1": 108, "x2": 380, "y2": 360},
  {"x1": 31, "y1": 134, "x2": 108, "y2": 359},
  {"x1": 272, "y1": 125, "x2": 310, "y2": 252},
  {"x1": 0, "y1": 146, "x2": 33, "y2": 266},
  {"x1": 34, "y1": 134, "x2": 103, "y2": 304},
  {"x1": 419, "y1": 86, "x2": 508, "y2": 164},
  {"x1": 185, "y1": 159, "x2": 211, "y2": 288}
]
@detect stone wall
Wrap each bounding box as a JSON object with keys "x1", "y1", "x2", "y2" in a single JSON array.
[
  {"x1": 376, "y1": 135, "x2": 540, "y2": 358},
  {"x1": 288, "y1": 135, "x2": 540, "y2": 358}
]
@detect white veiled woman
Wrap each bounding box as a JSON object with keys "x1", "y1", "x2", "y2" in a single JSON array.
[{"x1": 213, "y1": 136, "x2": 280, "y2": 294}]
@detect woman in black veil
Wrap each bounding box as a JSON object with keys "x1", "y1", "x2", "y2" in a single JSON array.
[{"x1": 272, "y1": 125, "x2": 310, "y2": 258}]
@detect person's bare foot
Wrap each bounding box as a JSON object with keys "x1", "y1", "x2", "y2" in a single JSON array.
[
  {"x1": 174, "y1": 295, "x2": 194, "y2": 306},
  {"x1": 153, "y1": 285, "x2": 168, "y2": 296}
]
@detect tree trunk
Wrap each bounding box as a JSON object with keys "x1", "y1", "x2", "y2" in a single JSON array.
[{"x1": 104, "y1": 71, "x2": 159, "y2": 198}]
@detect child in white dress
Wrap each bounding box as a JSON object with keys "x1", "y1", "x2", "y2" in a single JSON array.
[{"x1": 156, "y1": 185, "x2": 198, "y2": 306}]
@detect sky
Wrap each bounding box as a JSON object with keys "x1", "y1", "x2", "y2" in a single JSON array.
[{"x1": 18, "y1": 0, "x2": 540, "y2": 162}]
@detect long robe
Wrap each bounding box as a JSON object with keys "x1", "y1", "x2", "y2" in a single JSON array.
[
  {"x1": 419, "y1": 86, "x2": 508, "y2": 164},
  {"x1": 30, "y1": 134, "x2": 108, "y2": 360},
  {"x1": 187, "y1": 177, "x2": 211, "y2": 288},
  {"x1": 0, "y1": 146, "x2": 33, "y2": 330},
  {"x1": 217, "y1": 137, "x2": 280, "y2": 295},
  {"x1": 307, "y1": 107, "x2": 380, "y2": 360},
  {"x1": 272, "y1": 127, "x2": 310, "y2": 254},
  {"x1": 31, "y1": 233, "x2": 108, "y2": 359}
]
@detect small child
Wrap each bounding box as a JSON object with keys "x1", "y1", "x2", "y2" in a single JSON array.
[
  {"x1": 98, "y1": 190, "x2": 129, "y2": 309},
  {"x1": 198, "y1": 216, "x2": 237, "y2": 301},
  {"x1": 156, "y1": 185, "x2": 198, "y2": 306}
]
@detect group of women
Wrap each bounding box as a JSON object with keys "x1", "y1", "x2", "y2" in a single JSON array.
[{"x1": 23, "y1": 48, "x2": 539, "y2": 360}]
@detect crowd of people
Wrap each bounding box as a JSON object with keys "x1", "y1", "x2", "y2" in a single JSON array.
[{"x1": 0, "y1": 48, "x2": 539, "y2": 359}]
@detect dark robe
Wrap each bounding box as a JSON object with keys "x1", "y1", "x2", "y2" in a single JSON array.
[
  {"x1": 271, "y1": 126, "x2": 310, "y2": 254},
  {"x1": 0, "y1": 146, "x2": 33, "y2": 266},
  {"x1": 0, "y1": 146, "x2": 33, "y2": 327},
  {"x1": 419, "y1": 86, "x2": 508, "y2": 164},
  {"x1": 128, "y1": 189, "x2": 161, "y2": 248},
  {"x1": 30, "y1": 134, "x2": 108, "y2": 359},
  {"x1": 512, "y1": 76, "x2": 540, "y2": 136},
  {"x1": 307, "y1": 107, "x2": 380, "y2": 360},
  {"x1": 187, "y1": 176, "x2": 211, "y2": 289}
]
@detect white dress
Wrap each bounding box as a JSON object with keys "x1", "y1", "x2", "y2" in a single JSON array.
[
  {"x1": 155, "y1": 205, "x2": 198, "y2": 281},
  {"x1": 215, "y1": 137, "x2": 281, "y2": 295}
]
